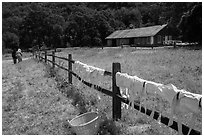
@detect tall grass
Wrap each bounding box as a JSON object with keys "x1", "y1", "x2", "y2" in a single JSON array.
[
  {"x1": 2, "y1": 60, "x2": 79, "y2": 135},
  {"x1": 46, "y1": 47, "x2": 202, "y2": 134}
]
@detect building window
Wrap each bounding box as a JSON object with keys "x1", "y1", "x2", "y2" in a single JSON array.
[
  {"x1": 136, "y1": 38, "x2": 139, "y2": 44},
  {"x1": 169, "y1": 35, "x2": 172, "y2": 40},
  {"x1": 147, "y1": 37, "x2": 150, "y2": 44},
  {"x1": 158, "y1": 35, "x2": 161, "y2": 43}
]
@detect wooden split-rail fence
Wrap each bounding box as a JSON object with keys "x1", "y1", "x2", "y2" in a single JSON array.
[{"x1": 34, "y1": 50, "x2": 201, "y2": 135}]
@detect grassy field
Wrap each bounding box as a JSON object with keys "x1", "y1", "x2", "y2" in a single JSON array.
[
  {"x1": 52, "y1": 46, "x2": 202, "y2": 134},
  {"x1": 2, "y1": 46, "x2": 202, "y2": 134},
  {"x1": 2, "y1": 59, "x2": 80, "y2": 135},
  {"x1": 55, "y1": 47, "x2": 202, "y2": 93}
]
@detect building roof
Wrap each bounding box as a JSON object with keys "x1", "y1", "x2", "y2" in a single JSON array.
[{"x1": 106, "y1": 24, "x2": 167, "y2": 39}]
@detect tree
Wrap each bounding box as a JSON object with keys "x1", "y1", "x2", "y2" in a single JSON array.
[
  {"x1": 114, "y1": 7, "x2": 142, "y2": 28},
  {"x1": 177, "y1": 3, "x2": 202, "y2": 43},
  {"x1": 3, "y1": 32, "x2": 19, "y2": 49},
  {"x1": 51, "y1": 24, "x2": 64, "y2": 48},
  {"x1": 3, "y1": 2, "x2": 201, "y2": 49},
  {"x1": 19, "y1": 9, "x2": 51, "y2": 49}
]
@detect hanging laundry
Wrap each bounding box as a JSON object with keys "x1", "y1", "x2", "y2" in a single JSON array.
[
  {"x1": 168, "y1": 91, "x2": 181, "y2": 128},
  {"x1": 131, "y1": 76, "x2": 147, "y2": 111},
  {"x1": 116, "y1": 72, "x2": 147, "y2": 110},
  {"x1": 116, "y1": 73, "x2": 133, "y2": 109},
  {"x1": 74, "y1": 61, "x2": 90, "y2": 81},
  {"x1": 128, "y1": 82, "x2": 138, "y2": 109},
  {"x1": 120, "y1": 88, "x2": 129, "y2": 109},
  {"x1": 146, "y1": 83, "x2": 187, "y2": 132},
  {"x1": 116, "y1": 72, "x2": 133, "y2": 88},
  {"x1": 139, "y1": 82, "x2": 147, "y2": 113},
  {"x1": 87, "y1": 65, "x2": 105, "y2": 85},
  {"x1": 167, "y1": 88, "x2": 202, "y2": 135},
  {"x1": 179, "y1": 90, "x2": 202, "y2": 114},
  {"x1": 146, "y1": 80, "x2": 164, "y2": 95},
  {"x1": 120, "y1": 88, "x2": 129, "y2": 99},
  {"x1": 147, "y1": 83, "x2": 178, "y2": 104},
  {"x1": 173, "y1": 90, "x2": 202, "y2": 134},
  {"x1": 74, "y1": 61, "x2": 105, "y2": 86},
  {"x1": 146, "y1": 81, "x2": 202, "y2": 118}
]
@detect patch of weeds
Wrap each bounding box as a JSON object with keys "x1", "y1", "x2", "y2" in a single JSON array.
[
  {"x1": 43, "y1": 63, "x2": 58, "y2": 78},
  {"x1": 56, "y1": 78, "x2": 87, "y2": 114},
  {"x1": 44, "y1": 64, "x2": 88, "y2": 114},
  {"x1": 98, "y1": 115, "x2": 123, "y2": 135},
  {"x1": 47, "y1": 68, "x2": 57, "y2": 78}
]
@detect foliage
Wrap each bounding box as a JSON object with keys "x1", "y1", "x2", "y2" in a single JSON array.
[
  {"x1": 3, "y1": 32, "x2": 19, "y2": 49},
  {"x1": 177, "y1": 3, "x2": 202, "y2": 43},
  {"x1": 114, "y1": 7, "x2": 142, "y2": 28},
  {"x1": 2, "y1": 2, "x2": 202, "y2": 50}
]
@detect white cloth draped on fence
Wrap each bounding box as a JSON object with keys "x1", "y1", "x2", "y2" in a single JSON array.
[
  {"x1": 116, "y1": 72, "x2": 202, "y2": 113},
  {"x1": 74, "y1": 61, "x2": 105, "y2": 87},
  {"x1": 116, "y1": 72, "x2": 202, "y2": 134}
]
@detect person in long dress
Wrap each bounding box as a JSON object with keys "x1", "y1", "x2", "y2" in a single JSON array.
[{"x1": 16, "y1": 48, "x2": 22, "y2": 63}]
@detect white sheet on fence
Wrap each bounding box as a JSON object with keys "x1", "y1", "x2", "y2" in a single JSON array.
[
  {"x1": 74, "y1": 61, "x2": 105, "y2": 86},
  {"x1": 116, "y1": 72, "x2": 202, "y2": 133}
]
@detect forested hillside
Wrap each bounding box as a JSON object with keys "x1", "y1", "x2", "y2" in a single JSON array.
[{"x1": 2, "y1": 2, "x2": 201, "y2": 51}]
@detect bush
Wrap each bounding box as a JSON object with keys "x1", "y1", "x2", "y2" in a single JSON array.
[{"x1": 3, "y1": 32, "x2": 19, "y2": 49}]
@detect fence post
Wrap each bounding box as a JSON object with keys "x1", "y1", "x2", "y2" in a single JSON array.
[
  {"x1": 52, "y1": 51, "x2": 55, "y2": 69},
  {"x1": 45, "y1": 51, "x2": 47, "y2": 63},
  {"x1": 112, "y1": 62, "x2": 121, "y2": 120},
  {"x1": 68, "y1": 54, "x2": 72, "y2": 84}
]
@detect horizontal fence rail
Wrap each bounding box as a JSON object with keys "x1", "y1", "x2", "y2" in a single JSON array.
[{"x1": 34, "y1": 50, "x2": 201, "y2": 135}]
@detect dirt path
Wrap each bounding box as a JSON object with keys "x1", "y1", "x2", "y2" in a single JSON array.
[{"x1": 2, "y1": 58, "x2": 78, "y2": 135}]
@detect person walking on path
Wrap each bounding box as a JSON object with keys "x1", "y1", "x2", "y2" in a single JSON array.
[{"x1": 16, "y1": 47, "x2": 23, "y2": 63}]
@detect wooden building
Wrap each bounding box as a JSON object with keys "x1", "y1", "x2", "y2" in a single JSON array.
[{"x1": 105, "y1": 24, "x2": 178, "y2": 47}]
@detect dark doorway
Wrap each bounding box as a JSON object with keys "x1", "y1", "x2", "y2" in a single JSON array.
[
  {"x1": 112, "y1": 39, "x2": 116, "y2": 47},
  {"x1": 130, "y1": 38, "x2": 134, "y2": 45}
]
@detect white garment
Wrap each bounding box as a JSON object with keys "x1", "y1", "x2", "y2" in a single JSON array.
[
  {"x1": 116, "y1": 72, "x2": 202, "y2": 133},
  {"x1": 120, "y1": 88, "x2": 130, "y2": 109},
  {"x1": 146, "y1": 81, "x2": 202, "y2": 131},
  {"x1": 116, "y1": 72, "x2": 147, "y2": 110},
  {"x1": 146, "y1": 81, "x2": 202, "y2": 114},
  {"x1": 179, "y1": 90, "x2": 202, "y2": 113},
  {"x1": 74, "y1": 61, "x2": 105, "y2": 86},
  {"x1": 173, "y1": 90, "x2": 202, "y2": 133}
]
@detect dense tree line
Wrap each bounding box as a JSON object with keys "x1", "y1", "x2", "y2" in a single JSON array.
[{"x1": 2, "y1": 2, "x2": 201, "y2": 51}]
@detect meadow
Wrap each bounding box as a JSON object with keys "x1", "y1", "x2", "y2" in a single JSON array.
[
  {"x1": 2, "y1": 46, "x2": 201, "y2": 135},
  {"x1": 51, "y1": 46, "x2": 202, "y2": 134}
]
